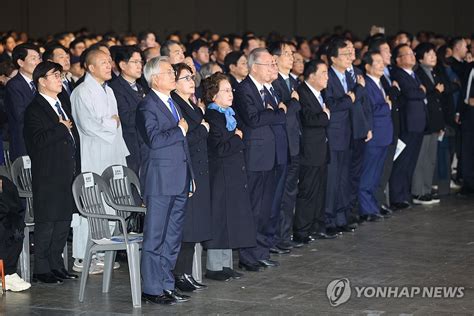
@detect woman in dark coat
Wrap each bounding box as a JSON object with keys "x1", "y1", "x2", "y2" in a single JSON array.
[
  {"x1": 171, "y1": 63, "x2": 211, "y2": 291},
  {"x1": 201, "y1": 73, "x2": 256, "y2": 281}
]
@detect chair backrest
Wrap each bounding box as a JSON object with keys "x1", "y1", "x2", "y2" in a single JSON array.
[
  {"x1": 72, "y1": 172, "x2": 115, "y2": 241},
  {"x1": 3, "y1": 148, "x2": 12, "y2": 178},
  {"x1": 10, "y1": 156, "x2": 33, "y2": 223},
  {"x1": 101, "y1": 165, "x2": 141, "y2": 218}
]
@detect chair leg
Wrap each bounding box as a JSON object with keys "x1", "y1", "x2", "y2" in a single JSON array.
[
  {"x1": 127, "y1": 243, "x2": 142, "y2": 308},
  {"x1": 19, "y1": 227, "x2": 31, "y2": 283},
  {"x1": 79, "y1": 245, "x2": 93, "y2": 302},
  {"x1": 63, "y1": 243, "x2": 69, "y2": 271},
  {"x1": 0, "y1": 259, "x2": 5, "y2": 294},
  {"x1": 192, "y1": 243, "x2": 203, "y2": 283},
  {"x1": 102, "y1": 251, "x2": 115, "y2": 293}
]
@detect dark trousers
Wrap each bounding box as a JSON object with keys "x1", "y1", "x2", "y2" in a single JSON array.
[
  {"x1": 461, "y1": 129, "x2": 474, "y2": 190},
  {"x1": 278, "y1": 155, "x2": 300, "y2": 243},
  {"x1": 141, "y1": 193, "x2": 188, "y2": 295},
  {"x1": 325, "y1": 149, "x2": 351, "y2": 228},
  {"x1": 2, "y1": 237, "x2": 23, "y2": 275},
  {"x1": 34, "y1": 220, "x2": 70, "y2": 274},
  {"x1": 375, "y1": 143, "x2": 397, "y2": 206},
  {"x1": 173, "y1": 241, "x2": 195, "y2": 276},
  {"x1": 239, "y1": 170, "x2": 276, "y2": 265},
  {"x1": 294, "y1": 164, "x2": 328, "y2": 238},
  {"x1": 267, "y1": 163, "x2": 287, "y2": 247},
  {"x1": 389, "y1": 131, "x2": 424, "y2": 204},
  {"x1": 359, "y1": 145, "x2": 388, "y2": 215},
  {"x1": 349, "y1": 139, "x2": 366, "y2": 213}
]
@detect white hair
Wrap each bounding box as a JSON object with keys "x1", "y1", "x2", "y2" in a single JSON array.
[
  {"x1": 247, "y1": 47, "x2": 268, "y2": 69},
  {"x1": 143, "y1": 56, "x2": 170, "y2": 87}
]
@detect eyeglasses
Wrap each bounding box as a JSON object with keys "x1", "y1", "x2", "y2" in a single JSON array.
[
  {"x1": 128, "y1": 59, "x2": 143, "y2": 65},
  {"x1": 255, "y1": 62, "x2": 278, "y2": 68},
  {"x1": 177, "y1": 74, "x2": 196, "y2": 82},
  {"x1": 44, "y1": 72, "x2": 61, "y2": 79},
  {"x1": 156, "y1": 70, "x2": 177, "y2": 77},
  {"x1": 279, "y1": 51, "x2": 294, "y2": 57},
  {"x1": 218, "y1": 88, "x2": 233, "y2": 93}
]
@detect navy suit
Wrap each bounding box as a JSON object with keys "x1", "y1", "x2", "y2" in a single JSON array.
[
  {"x1": 136, "y1": 91, "x2": 193, "y2": 295},
  {"x1": 347, "y1": 67, "x2": 373, "y2": 218},
  {"x1": 4, "y1": 73, "x2": 36, "y2": 160},
  {"x1": 389, "y1": 67, "x2": 427, "y2": 204},
  {"x1": 272, "y1": 74, "x2": 302, "y2": 244},
  {"x1": 109, "y1": 76, "x2": 145, "y2": 175},
  {"x1": 359, "y1": 76, "x2": 393, "y2": 215},
  {"x1": 234, "y1": 76, "x2": 286, "y2": 264},
  {"x1": 324, "y1": 67, "x2": 361, "y2": 228}
]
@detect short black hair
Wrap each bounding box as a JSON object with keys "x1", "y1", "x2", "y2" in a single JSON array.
[
  {"x1": 391, "y1": 43, "x2": 410, "y2": 65},
  {"x1": 42, "y1": 43, "x2": 68, "y2": 62},
  {"x1": 414, "y1": 42, "x2": 436, "y2": 62},
  {"x1": 361, "y1": 50, "x2": 381, "y2": 69},
  {"x1": 223, "y1": 51, "x2": 245, "y2": 73},
  {"x1": 69, "y1": 37, "x2": 85, "y2": 50},
  {"x1": 303, "y1": 59, "x2": 326, "y2": 80},
  {"x1": 12, "y1": 43, "x2": 40, "y2": 69},
  {"x1": 240, "y1": 36, "x2": 258, "y2": 51},
  {"x1": 327, "y1": 37, "x2": 347, "y2": 65},
  {"x1": 368, "y1": 37, "x2": 389, "y2": 53},
  {"x1": 268, "y1": 41, "x2": 293, "y2": 56},
  {"x1": 32, "y1": 61, "x2": 63, "y2": 87},
  {"x1": 212, "y1": 39, "x2": 230, "y2": 53},
  {"x1": 138, "y1": 31, "x2": 157, "y2": 43},
  {"x1": 449, "y1": 37, "x2": 465, "y2": 49},
  {"x1": 114, "y1": 45, "x2": 142, "y2": 72},
  {"x1": 189, "y1": 39, "x2": 209, "y2": 55},
  {"x1": 160, "y1": 40, "x2": 180, "y2": 57}
]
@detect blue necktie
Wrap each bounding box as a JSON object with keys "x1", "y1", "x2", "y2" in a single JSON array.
[
  {"x1": 30, "y1": 81, "x2": 36, "y2": 94},
  {"x1": 259, "y1": 88, "x2": 265, "y2": 106},
  {"x1": 54, "y1": 101, "x2": 65, "y2": 119},
  {"x1": 167, "y1": 97, "x2": 180, "y2": 122},
  {"x1": 349, "y1": 68, "x2": 356, "y2": 81},
  {"x1": 317, "y1": 94, "x2": 324, "y2": 109},
  {"x1": 341, "y1": 76, "x2": 348, "y2": 93},
  {"x1": 63, "y1": 80, "x2": 71, "y2": 96},
  {"x1": 285, "y1": 78, "x2": 291, "y2": 93},
  {"x1": 269, "y1": 87, "x2": 278, "y2": 104}
]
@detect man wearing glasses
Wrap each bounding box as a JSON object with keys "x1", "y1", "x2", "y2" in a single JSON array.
[{"x1": 136, "y1": 56, "x2": 193, "y2": 305}]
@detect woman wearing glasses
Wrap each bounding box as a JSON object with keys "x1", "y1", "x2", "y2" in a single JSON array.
[
  {"x1": 201, "y1": 73, "x2": 256, "y2": 281},
  {"x1": 171, "y1": 63, "x2": 211, "y2": 292}
]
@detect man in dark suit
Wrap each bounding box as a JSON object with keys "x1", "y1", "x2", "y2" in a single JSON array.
[
  {"x1": 369, "y1": 37, "x2": 401, "y2": 216},
  {"x1": 234, "y1": 48, "x2": 287, "y2": 271},
  {"x1": 325, "y1": 38, "x2": 363, "y2": 234},
  {"x1": 294, "y1": 60, "x2": 337, "y2": 242},
  {"x1": 345, "y1": 39, "x2": 373, "y2": 223},
  {"x1": 389, "y1": 44, "x2": 427, "y2": 209},
  {"x1": 0, "y1": 35, "x2": 15, "y2": 63},
  {"x1": 4, "y1": 43, "x2": 41, "y2": 161},
  {"x1": 224, "y1": 51, "x2": 248, "y2": 91},
  {"x1": 359, "y1": 52, "x2": 393, "y2": 221},
  {"x1": 270, "y1": 41, "x2": 304, "y2": 249},
  {"x1": 136, "y1": 56, "x2": 193, "y2": 305},
  {"x1": 43, "y1": 44, "x2": 74, "y2": 112},
  {"x1": 109, "y1": 45, "x2": 146, "y2": 175},
  {"x1": 24, "y1": 61, "x2": 80, "y2": 284}
]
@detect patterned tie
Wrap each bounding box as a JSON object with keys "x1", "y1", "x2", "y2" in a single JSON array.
[
  {"x1": 63, "y1": 80, "x2": 71, "y2": 96},
  {"x1": 269, "y1": 87, "x2": 278, "y2": 104},
  {"x1": 54, "y1": 101, "x2": 65, "y2": 119},
  {"x1": 349, "y1": 68, "x2": 356, "y2": 81},
  {"x1": 30, "y1": 81, "x2": 36, "y2": 94},
  {"x1": 167, "y1": 97, "x2": 180, "y2": 122},
  {"x1": 259, "y1": 88, "x2": 265, "y2": 105}
]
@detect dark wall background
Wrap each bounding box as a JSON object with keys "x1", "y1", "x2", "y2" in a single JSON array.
[{"x1": 0, "y1": 0, "x2": 472, "y2": 39}]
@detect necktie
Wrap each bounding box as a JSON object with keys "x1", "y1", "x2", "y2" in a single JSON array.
[
  {"x1": 167, "y1": 97, "x2": 180, "y2": 122},
  {"x1": 54, "y1": 101, "x2": 65, "y2": 119},
  {"x1": 63, "y1": 80, "x2": 71, "y2": 96},
  {"x1": 30, "y1": 81, "x2": 36, "y2": 94},
  {"x1": 317, "y1": 94, "x2": 324, "y2": 108},
  {"x1": 269, "y1": 87, "x2": 278, "y2": 104},
  {"x1": 101, "y1": 82, "x2": 107, "y2": 92},
  {"x1": 349, "y1": 68, "x2": 356, "y2": 81},
  {"x1": 383, "y1": 68, "x2": 392, "y2": 85},
  {"x1": 259, "y1": 88, "x2": 265, "y2": 105},
  {"x1": 379, "y1": 81, "x2": 386, "y2": 98},
  {"x1": 285, "y1": 78, "x2": 291, "y2": 93},
  {"x1": 341, "y1": 76, "x2": 348, "y2": 93}
]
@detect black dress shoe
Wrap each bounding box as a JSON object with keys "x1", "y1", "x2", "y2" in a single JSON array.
[
  {"x1": 205, "y1": 269, "x2": 230, "y2": 281},
  {"x1": 270, "y1": 247, "x2": 290, "y2": 254},
  {"x1": 391, "y1": 201, "x2": 410, "y2": 210},
  {"x1": 326, "y1": 227, "x2": 342, "y2": 236},
  {"x1": 337, "y1": 225, "x2": 355, "y2": 233},
  {"x1": 238, "y1": 261, "x2": 261, "y2": 272},
  {"x1": 292, "y1": 236, "x2": 314, "y2": 244},
  {"x1": 163, "y1": 289, "x2": 190, "y2": 303},
  {"x1": 223, "y1": 267, "x2": 243, "y2": 279},
  {"x1": 32, "y1": 273, "x2": 63, "y2": 284},
  {"x1": 142, "y1": 292, "x2": 176, "y2": 305},
  {"x1": 381, "y1": 204, "x2": 393, "y2": 214},
  {"x1": 368, "y1": 214, "x2": 384, "y2": 222},
  {"x1": 380, "y1": 207, "x2": 392, "y2": 217},
  {"x1": 52, "y1": 268, "x2": 78, "y2": 280},
  {"x1": 290, "y1": 240, "x2": 304, "y2": 248},
  {"x1": 257, "y1": 259, "x2": 280, "y2": 267},
  {"x1": 312, "y1": 232, "x2": 338, "y2": 240},
  {"x1": 184, "y1": 274, "x2": 207, "y2": 290},
  {"x1": 175, "y1": 274, "x2": 197, "y2": 292},
  {"x1": 276, "y1": 241, "x2": 294, "y2": 250}
]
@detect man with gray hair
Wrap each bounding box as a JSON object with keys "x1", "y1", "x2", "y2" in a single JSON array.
[
  {"x1": 136, "y1": 56, "x2": 193, "y2": 305},
  {"x1": 234, "y1": 48, "x2": 287, "y2": 271}
]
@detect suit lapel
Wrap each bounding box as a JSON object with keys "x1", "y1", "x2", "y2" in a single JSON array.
[
  {"x1": 150, "y1": 91, "x2": 177, "y2": 123},
  {"x1": 119, "y1": 76, "x2": 144, "y2": 102},
  {"x1": 329, "y1": 68, "x2": 346, "y2": 95},
  {"x1": 245, "y1": 77, "x2": 265, "y2": 109},
  {"x1": 36, "y1": 94, "x2": 63, "y2": 124},
  {"x1": 173, "y1": 94, "x2": 202, "y2": 125},
  {"x1": 302, "y1": 82, "x2": 323, "y2": 113}
]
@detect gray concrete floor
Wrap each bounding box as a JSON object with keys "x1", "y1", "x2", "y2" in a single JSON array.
[{"x1": 2, "y1": 196, "x2": 474, "y2": 315}]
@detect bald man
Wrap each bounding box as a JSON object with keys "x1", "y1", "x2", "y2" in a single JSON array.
[{"x1": 70, "y1": 49, "x2": 130, "y2": 274}]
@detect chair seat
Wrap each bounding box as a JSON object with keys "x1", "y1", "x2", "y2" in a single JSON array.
[{"x1": 92, "y1": 235, "x2": 143, "y2": 245}]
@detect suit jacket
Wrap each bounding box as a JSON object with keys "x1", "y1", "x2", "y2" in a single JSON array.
[
  {"x1": 297, "y1": 82, "x2": 329, "y2": 166},
  {"x1": 348, "y1": 67, "x2": 373, "y2": 139},
  {"x1": 391, "y1": 67, "x2": 427, "y2": 133},
  {"x1": 273, "y1": 74, "x2": 301, "y2": 156},
  {"x1": 325, "y1": 67, "x2": 360, "y2": 151},
  {"x1": 108, "y1": 76, "x2": 145, "y2": 174},
  {"x1": 233, "y1": 76, "x2": 286, "y2": 171},
  {"x1": 23, "y1": 94, "x2": 80, "y2": 222},
  {"x1": 264, "y1": 84, "x2": 288, "y2": 165},
  {"x1": 380, "y1": 70, "x2": 401, "y2": 143},
  {"x1": 228, "y1": 74, "x2": 240, "y2": 92},
  {"x1": 136, "y1": 91, "x2": 194, "y2": 196},
  {"x1": 365, "y1": 76, "x2": 393, "y2": 147},
  {"x1": 4, "y1": 73, "x2": 36, "y2": 160},
  {"x1": 415, "y1": 66, "x2": 445, "y2": 133}
]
